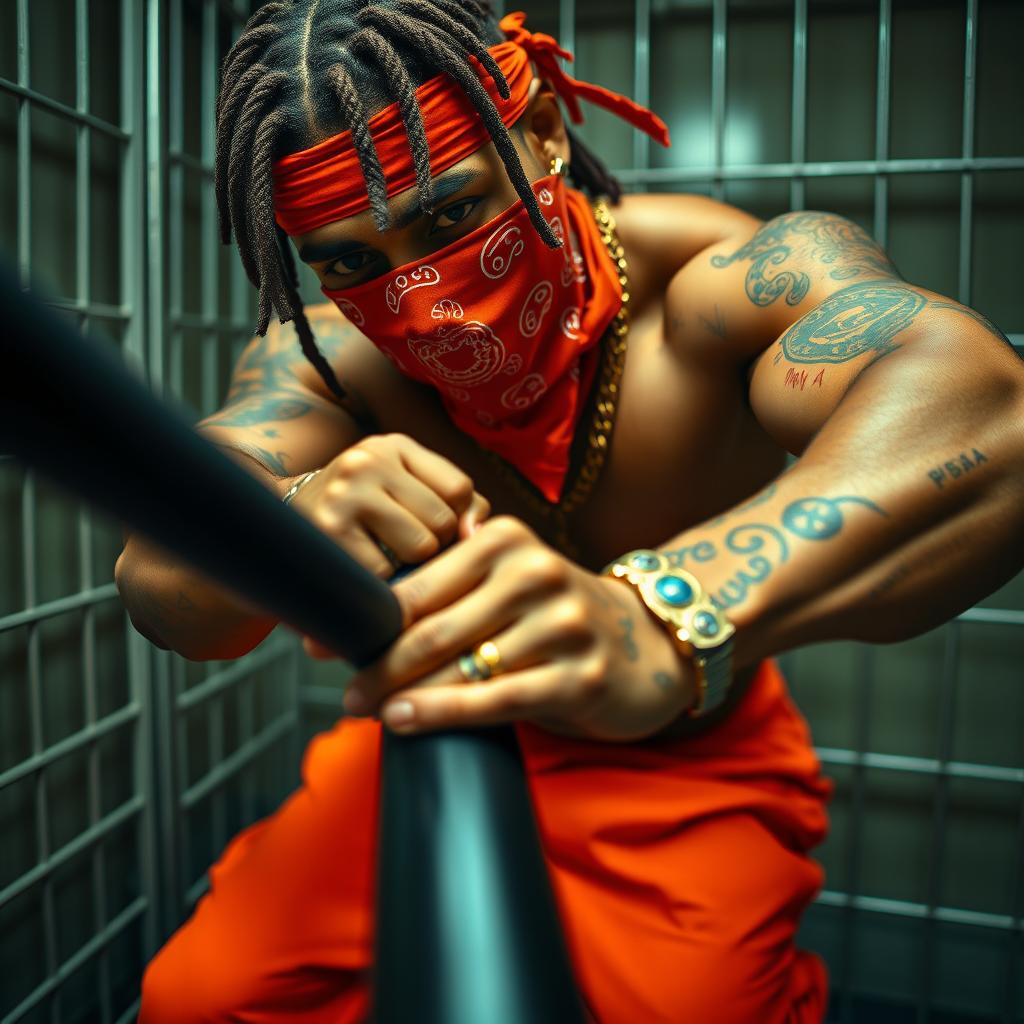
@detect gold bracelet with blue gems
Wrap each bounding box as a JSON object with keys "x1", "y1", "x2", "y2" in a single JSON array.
[{"x1": 601, "y1": 549, "x2": 736, "y2": 718}]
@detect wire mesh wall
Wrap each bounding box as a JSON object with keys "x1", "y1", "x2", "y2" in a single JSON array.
[
  {"x1": 0, "y1": 2, "x2": 311, "y2": 1021},
  {"x1": 1, "y1": 1, "x2": 1022, "y2": 1022}
]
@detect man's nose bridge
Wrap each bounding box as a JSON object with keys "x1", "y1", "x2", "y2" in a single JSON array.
[{"x1": 382, "y1": 234, "x2": 445, "y2": 273}]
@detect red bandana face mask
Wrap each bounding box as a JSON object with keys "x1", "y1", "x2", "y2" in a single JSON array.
[
  {"x1": 320, "y1": 172, "x2": 623, "y2": 503},
  {"x1": 271, "y1": 12, "x2": 671, "y2": 503}
]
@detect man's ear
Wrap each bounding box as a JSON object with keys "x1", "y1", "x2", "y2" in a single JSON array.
[{"x1": 518, "y1": 80, "x2": 570, "y2": 171}]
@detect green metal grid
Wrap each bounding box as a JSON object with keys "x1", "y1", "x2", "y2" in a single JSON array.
[
  {"x1": 1, "y1": 1, "x2": 1022, "y2": 1022},
  {"x1": 0, "y1": 2, "x2": 307, "y2": 1021}
]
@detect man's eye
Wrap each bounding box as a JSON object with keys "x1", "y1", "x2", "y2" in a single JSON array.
[
  {"x1": 430, "y1": 198, "x2": 481, "y2": 234},
  {"x1": 328, "y1": 251, "x2": 374, "y2": 276}
]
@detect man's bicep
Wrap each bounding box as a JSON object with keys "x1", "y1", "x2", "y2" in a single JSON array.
[{"x1": 666, "y1": 208, "x2": 909, "y2": 373}]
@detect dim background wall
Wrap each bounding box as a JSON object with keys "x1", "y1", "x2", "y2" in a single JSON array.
[{"x1": 0, "y1": 1, "x2": 1022, "y2": 1022}]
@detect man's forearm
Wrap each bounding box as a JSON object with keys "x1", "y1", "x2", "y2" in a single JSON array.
[
  {"x1": 114, "y1": 452, "x2": 299, "y2": 661},
  {"x1": 654, "y1": 343, "x2": 1024, "y2": 674},
  {"x1": 115, "y1": 535, "x2": 279, "y2": 660}
]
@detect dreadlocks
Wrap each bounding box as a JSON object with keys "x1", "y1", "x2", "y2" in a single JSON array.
[{"x1": 214, "y1": 0, "x2": 622, "y2": 403}]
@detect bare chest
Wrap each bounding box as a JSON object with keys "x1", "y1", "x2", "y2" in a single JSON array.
[{"x1": 364, "y1": 297, "x2": 787, "y2": 574}]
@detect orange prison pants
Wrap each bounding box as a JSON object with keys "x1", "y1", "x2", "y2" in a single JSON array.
[{"x1": 139, "y1": 657, "x2": 834, "y2": 1023}]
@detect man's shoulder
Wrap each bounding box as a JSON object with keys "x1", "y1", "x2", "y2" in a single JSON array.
[
  {"x1": 611, "y1": 191, "x2": 763, "y2": 281},
  {"x1": 283, "y1": 301, "x2": 397, "y2": 422},
  {"x1": 607, "y1": 192, "x2": 769, "y2": 370}
]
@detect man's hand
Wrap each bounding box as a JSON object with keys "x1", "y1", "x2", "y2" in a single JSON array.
[{"x1": 303, "y1": 515, "x2": 697, "y2": 742}]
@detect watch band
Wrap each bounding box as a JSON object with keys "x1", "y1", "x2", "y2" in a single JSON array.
[
  {"x1": 601, "y1": 549, "x2": 735, "y2": 718},
  {"x1": 688, "y1": 634, "x2": 734, "y2": 717}
]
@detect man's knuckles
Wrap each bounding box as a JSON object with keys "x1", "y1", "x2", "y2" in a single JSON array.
[
  {"x1": 479, "y1": 513, "x2": 535, "y2": 547},
  {"x1": 548, "y1": 593, "x2": 593, "y2": 643},
  {"x1": 514, "y1": 546, "x2": 571, "y2": 593}
]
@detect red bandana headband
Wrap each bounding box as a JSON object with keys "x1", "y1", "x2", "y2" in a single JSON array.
[{"x1": 271, "y1": 11, "x2": 671, "y2": 237}]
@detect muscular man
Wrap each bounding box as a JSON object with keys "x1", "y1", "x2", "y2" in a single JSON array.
[{"x1": 120, "y1": 2, "x2": 1024, "y2": 1021}]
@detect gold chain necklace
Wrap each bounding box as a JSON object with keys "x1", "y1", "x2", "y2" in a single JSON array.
[{"x1": 471, "y1": 196, "x2": 630, "y2": 562}]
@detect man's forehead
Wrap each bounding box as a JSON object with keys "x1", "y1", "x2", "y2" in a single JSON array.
[{"x1": 293, "y1": 148, "x2": 505, "y2": 256}]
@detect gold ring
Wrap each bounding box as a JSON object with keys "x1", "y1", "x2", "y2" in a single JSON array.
[
  {"x1": 475, "y1": 641, "x2": 503, "y2": 675},
  {"x1": 457, "y1": 640, "x2": 503, "y2": 684}
]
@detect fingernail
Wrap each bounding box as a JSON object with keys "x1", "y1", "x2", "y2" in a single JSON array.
[
  {"x1": 382, "y1": 700, "x2": 415, "y2": 730},
  {"x1": 343, "y1": 687, "x2": 369, "y2": 716}
]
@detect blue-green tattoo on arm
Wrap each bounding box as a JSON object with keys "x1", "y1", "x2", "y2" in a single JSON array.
[
  {"x1": 652, "y1": 671, "x2": 675, "y2": 693},
  {"x1": 711, "y1": 211, "x2": 902, "y2": 308},
  {"x1": 698, "y1": 304, "x2": 728, "y2": 338},
  {"x1": 927, "y1": 448, "x2": 988, "y2": 489},
  {"x1": 219, "y1": 318, "x2": 373, "y2": 427},
  {"x1": 619, "y1": 614, "x2": 640, "y2": 662},
  {"x1": 662, "y1": 492, "x2": 888, "y2": 610},
  {"x1": 779, "y1": 282, "x2": 927, "y2": 365},
  {"x1": 202, "y1": 396, "x2": 312, "y2": 429}
]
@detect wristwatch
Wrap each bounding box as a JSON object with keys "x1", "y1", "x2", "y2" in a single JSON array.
[{"x1": 601, "y1": 549, "x2": 735, "y2": 718}]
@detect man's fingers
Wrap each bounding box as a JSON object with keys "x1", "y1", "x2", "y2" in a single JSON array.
[
  {"x1": 380, "y1": 664, "x2": 573, "y2": 734},
  {"x1": 458, "y1": 491, "x2": 492, "y2": 539},
  {"x1": 390, "y1": 515, "x2": 528, "y2": 630}
]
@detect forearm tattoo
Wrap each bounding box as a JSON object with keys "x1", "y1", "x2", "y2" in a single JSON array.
[
  {"x1": 927, "y1": 448, "x2": 989, "y2": 489},
  {"x1": 663, "y1": 492, "x2": 888, "y2": 610},
  {"x1": 619, "y1": 614, "x2": 640, "y2": 662},
  {"x1": 652, "y1": 671, "x2": 675, "y2": 693},
  {"x1": 698, "y1": 304, "x2": 728, "y2": 338}
]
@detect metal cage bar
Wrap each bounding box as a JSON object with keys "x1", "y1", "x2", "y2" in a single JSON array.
[
  {"x1": 873, "y1": 0, "x2": 892, "y2": 248},
  {"x1": 789, "y1": 0, "x2": 807, "y2": 213},
  {"x1": 957, "y1": 0, "x2": 978, "y2": 308},
  {"x1": 559, "y1": 0, "x2": 575, "y2": 74},
  {"x1": 633, "y1": 0, "x2": 651, "y2": 188},
  {"x1": 614, "y1": 153, "x2": 1024, "y2": 186},
  {"x1": 72, "y1": 3, "x2": 116, "y2": 1017},
  {"x1": 710, "y1": 0, "x2": 727, "y2": 202}
]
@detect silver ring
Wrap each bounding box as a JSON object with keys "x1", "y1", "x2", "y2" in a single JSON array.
[
  {"x1": 378, "y1": 540, "x2": 402, "y2": 571},
  {"x1": 458, "y1": 652, "x2": 491, "y2": 682}
]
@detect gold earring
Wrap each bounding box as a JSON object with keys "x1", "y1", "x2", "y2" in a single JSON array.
[{"x1": 549, "y1": 156, "x2": 566, "y2": 177}]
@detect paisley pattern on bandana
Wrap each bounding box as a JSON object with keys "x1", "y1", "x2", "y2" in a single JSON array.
[{"x1": 321, "y1": 175, "x2": 623, "y2": 503}]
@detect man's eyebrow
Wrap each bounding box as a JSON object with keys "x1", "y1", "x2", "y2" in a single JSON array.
[
  {"x1": 390, "y1": 169, "x2": 485, "y2": 231},
  {"x1": 297, "y1": 168, "x2": 486, "y2": 263},
  {"x1": 298, "y1": 238, "x2": 367, "y2": 264}
]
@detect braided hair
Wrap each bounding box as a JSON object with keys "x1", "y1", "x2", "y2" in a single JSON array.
[{"x1": 215, "y1": 0, "x2": 622, "y2": 402}]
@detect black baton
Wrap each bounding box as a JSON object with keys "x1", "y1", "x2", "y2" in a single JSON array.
[{"x1": 0, "y1": 263, "x2": 587, "y2": 1024}]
